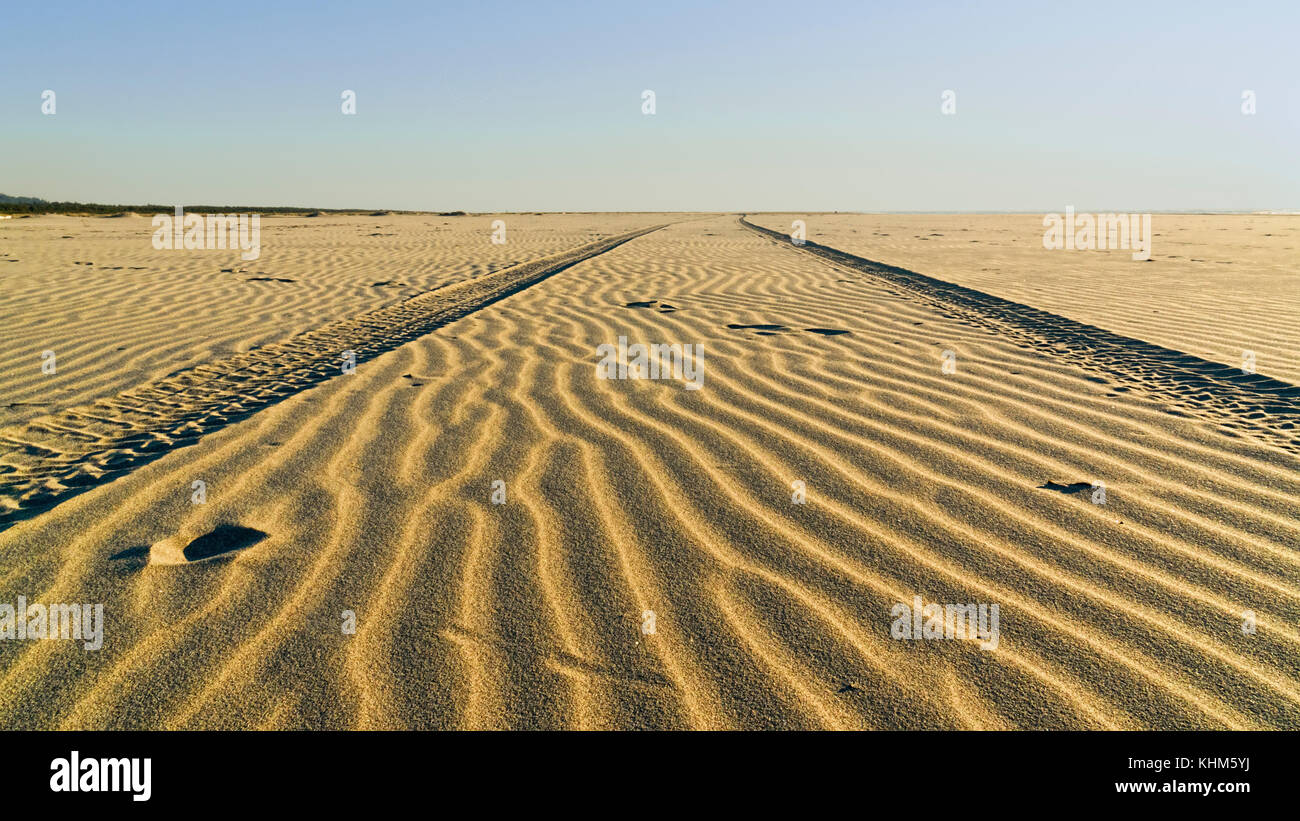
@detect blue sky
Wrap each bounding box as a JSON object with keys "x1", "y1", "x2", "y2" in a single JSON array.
[{"x1": 2, "y1": 0, "x2": 1296, "y2": 211}]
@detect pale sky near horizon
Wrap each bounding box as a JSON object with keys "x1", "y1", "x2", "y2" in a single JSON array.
[{"x1": 2, "y1": 0, "x2": 1297, "y2": 212}]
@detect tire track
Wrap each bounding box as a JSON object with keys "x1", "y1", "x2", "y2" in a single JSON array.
[
  {"x1": 738, "y1": 216, "x2": 1300, "y2": 456},
  {"x1": 0, "y1": 223, "x2": 670, "y2": 529}
]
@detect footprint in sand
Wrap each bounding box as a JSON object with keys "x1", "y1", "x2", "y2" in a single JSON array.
[
  {"x1": 625, "y1": 299, "x2": 679, "y2": 313},
  {"x1": 1038, "y1": 481, "x2": 1092, "y2": 495},
  {"x1": 143, "y1": 524, "x2": 269, "y2": 565},
  {"x1": 728, "y1": 323, "x2": 789, "y2": 332}
]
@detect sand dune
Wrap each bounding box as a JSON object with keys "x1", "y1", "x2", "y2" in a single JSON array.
[{"x1": 0, "y1": 214, "x2": 1297, "y2": 729}]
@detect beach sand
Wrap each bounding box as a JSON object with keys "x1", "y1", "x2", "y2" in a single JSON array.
[{"x1": 0, "y1": 212, "x2": 1296, "y2": 729}]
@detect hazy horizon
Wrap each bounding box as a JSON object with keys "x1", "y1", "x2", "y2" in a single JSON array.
[{"x1": 9, "y1": 201, "x2": 1300, "y2": 216}]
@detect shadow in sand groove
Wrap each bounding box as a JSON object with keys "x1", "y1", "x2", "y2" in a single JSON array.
[{"x1": 183, "y1": 525, "x2": 268, "y2": 562}]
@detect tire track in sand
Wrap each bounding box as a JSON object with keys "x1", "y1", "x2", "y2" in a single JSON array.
[
  {"x1": 0, "y1": 223, "x2": 670, "y2": 529},
  {"x1": 739, "y1": 216, "x2": 1300, "y2": 456}
]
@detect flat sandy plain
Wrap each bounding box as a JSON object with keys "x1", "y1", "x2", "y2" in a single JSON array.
[{"x1": 0, "y1": 211, "x2": 1296, "y2": 729}]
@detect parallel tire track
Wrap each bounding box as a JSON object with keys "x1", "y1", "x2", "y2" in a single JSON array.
[
  {"x1": 739, "y1": 216, "x2": 1300, "y2": 456},
  {"x1": 0, "y1": 223, "x2": 669, "y2": 528}
]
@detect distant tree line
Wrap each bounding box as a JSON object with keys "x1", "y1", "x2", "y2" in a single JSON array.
[
  {"x1": 0, "y1": 196, "x2": 483, "y2": 217},
  {"x1": 0, "y1": 196, "x2": 372, "y2": 216}
]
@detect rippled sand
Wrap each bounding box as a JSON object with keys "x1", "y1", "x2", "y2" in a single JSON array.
[{"x1": 0, "y1": 212, "x2": 1296, "y2": 729}]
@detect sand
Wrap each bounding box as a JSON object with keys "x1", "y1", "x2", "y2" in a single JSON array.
[{"x1": 0, "y1": 212, "x2": 1296, "y2": 729}]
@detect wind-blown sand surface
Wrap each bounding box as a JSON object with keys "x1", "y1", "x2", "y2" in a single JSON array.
[
  {"x1": 0, "y1": 213, "x2": 1296, "y2": 729},
  {"x1": 0, "y1": 213, "x2": 661, "y2": 426},
  {"x1": 749, "y1": 213, "x2": 1300, "y2": 384}
]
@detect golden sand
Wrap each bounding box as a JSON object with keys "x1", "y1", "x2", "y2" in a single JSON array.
[{"x1": 0, "y1": 212, "x2": 1296, "y2": 729}]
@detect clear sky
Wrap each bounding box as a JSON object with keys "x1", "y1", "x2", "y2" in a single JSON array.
[{"x1": 2, "y1": 0, "x2": 1296, "y2": 211}]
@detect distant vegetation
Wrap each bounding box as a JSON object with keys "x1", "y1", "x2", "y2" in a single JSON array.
[
  {"x1": 0, "y1": 194, "x2": 46, "y2": 206},
  {"x1": 0, "y1": 194, "x2": 419, "y2": 216}
]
